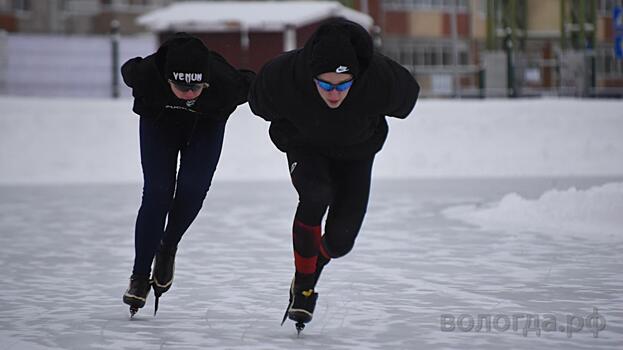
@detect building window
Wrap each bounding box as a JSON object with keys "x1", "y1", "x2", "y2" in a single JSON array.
[
  {"x1": 99, "y1": 0, "x2": 152, "y2": 11},
  {"x1": 383, "y1": 0, "x2": 469, "y2": 12},
  {"x1": 57, "y1": 0, "x2": 66, "y2": 11},
  {"x1": 12, "y1": 0, "x2": 31, "y2": 12},
  {"x1": 598, "y1": 0, "x2": 623, "y2": 16},
  {"x1": 474, "y1": 0, "x2": 487, "y2": 17},
  {"x1": 414, "y1": 50, "x2": 424, "y2": 65},
  {"x1": 384, "y1": 40, "x2": 470, "y2": 68},
  {"x1": 430, "y1": 50, "x2": 439, "y2": 65},
  {"x1": 596, "y1": 47, "x2": 623, "y2": 76},
  {"x1": 442, "y1": 48, "x2": 452, "y2": 65},
  {"x1": 459, "y1": 51, "x2": 469, "y2": 65}
]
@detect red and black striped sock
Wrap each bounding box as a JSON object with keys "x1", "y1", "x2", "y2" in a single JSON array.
[{"x1": 292, "y1": 219, "x2": 321, "y2": 289}]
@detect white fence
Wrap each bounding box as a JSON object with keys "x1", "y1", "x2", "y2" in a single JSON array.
[{"x1": 0, "y1": 33, "x2": 156, "y2": 98}]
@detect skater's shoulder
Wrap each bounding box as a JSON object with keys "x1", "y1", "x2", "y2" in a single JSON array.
[{"x1": 121, "y1": 53, "x2": 162, "y2": 89}]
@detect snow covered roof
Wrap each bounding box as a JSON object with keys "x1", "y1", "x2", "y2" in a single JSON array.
[{"x1": 137, "y1": 1, "x2": 374, "y2": 32}]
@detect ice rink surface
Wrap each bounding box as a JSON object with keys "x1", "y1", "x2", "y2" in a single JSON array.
[
  {"x1": 1, "y1": 96, "x2": 621, "y2": 348},
  {"x1": 1, "y1": 178, "x2": 621, "y2": 350}
]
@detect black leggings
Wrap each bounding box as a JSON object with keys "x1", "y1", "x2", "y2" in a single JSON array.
[
  {"x1": 132, "y1": 116, "x2": 225, "y2": 276},
  {"x1": 287, "y1": 149, "x2": 374, "y2": 276}
]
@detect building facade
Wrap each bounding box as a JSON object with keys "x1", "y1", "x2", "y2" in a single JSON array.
[
  {"x1": 355, "y1": 0, "x2": 623, "y2": 97},
  {"x1": 1, "y1": 0, "x2": 621, "y2": 97},
  {"x1": 0, "y1": 0, "x2": 171, "y2": 34},
  {"x1": 137, "y1": 1, "x2": 373, "y2": 72}
]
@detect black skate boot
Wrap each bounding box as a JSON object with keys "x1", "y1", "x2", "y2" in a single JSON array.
[
  {"x1": 123, "y1": 274, "x2": 151, "y2": 318},
  {"x1": 281, "y1": 276, "x2": 318, "y2": 335},
  {"x1": 152, "y1": 244, "x2": 177, "y2": 315},
  {"x1": 281, "y1": 254, "x2": 330, "y2": 335}
]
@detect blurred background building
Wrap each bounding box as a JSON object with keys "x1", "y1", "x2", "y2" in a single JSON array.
[
  {"x1": 135, "y1": 1, "x2": 374, "y2": 73},
  {"x1": 0, "y1": 0, "x2": 170, "y2": 34},
  {"x1": 0, "y1": 0, "x2": 621, "y2": 98},
  {"x1": 358, "y1": 0, "x2": 623, "y2": 97}
]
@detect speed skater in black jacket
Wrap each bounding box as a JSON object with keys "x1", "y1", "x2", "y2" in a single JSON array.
[
  {"x1": 121, "y1": 32, "x2": 255, "y2": 317},
  {"x1": 248, "y1": 18, "x2": 419, "y2": 333}
]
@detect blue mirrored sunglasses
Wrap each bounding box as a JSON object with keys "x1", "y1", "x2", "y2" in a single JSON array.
[{"x1": 314, "y1": 78, "x2": 354, "y2": 92}]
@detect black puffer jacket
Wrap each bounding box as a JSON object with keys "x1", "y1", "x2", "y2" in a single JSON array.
[
  {"x1": 249, "y1": 19, "x2": 419, "y2": 159},
  {"x1": 122, "y1": 33, "x2": 255, "y2": 121}
]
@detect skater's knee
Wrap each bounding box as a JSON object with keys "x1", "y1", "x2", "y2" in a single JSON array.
[
  {"x1": 295, "y1": 184, "x2": 332, "y2": 224},
  {"x1": 324, "y1": 239, "x2": 355, "y2": 259},
  {"x1": 175, "y1": 181, "x2": 210, "y2": 203}
]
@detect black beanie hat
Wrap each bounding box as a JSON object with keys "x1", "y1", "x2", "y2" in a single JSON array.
[
  {"x1": 164, "y1": 38, "x2": 211, "y2": 85},
  {"x1": 309, "y1": 33, "x2": 359, "y2": 78}
]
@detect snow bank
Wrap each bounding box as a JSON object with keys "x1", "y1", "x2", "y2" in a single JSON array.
[
  {"x1": 443, "y1": 182, "x2": 623, "y2": 241},
  {"x1": 378, "y1": 98, "x2": 623, "y2": 178},
  {"x1": 0, "y1": 96, "x2": 622, "y2": 184}
]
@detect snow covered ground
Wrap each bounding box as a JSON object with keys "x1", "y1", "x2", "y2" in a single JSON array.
[
  {"x1": 1, "y1": 96, "x2": 622, "y2": 184},
  {"x1": 0, "y1": 97, "x2": 622, "y2": 349},
  {"x1": 443, "y1": 182, "x2": 623, "y2": 242}
]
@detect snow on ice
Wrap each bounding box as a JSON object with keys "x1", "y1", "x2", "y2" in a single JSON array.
[{"x1": 443, "y1": 182, "x2": 623, "y2": 242}]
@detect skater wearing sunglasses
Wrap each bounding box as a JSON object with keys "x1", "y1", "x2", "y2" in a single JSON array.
[
  {"x1": 248, "y1": 18, "x2": 419, "y2": 333},
  {"x1": 121, "y1": 33, "x2": 254, "y2": 317}
]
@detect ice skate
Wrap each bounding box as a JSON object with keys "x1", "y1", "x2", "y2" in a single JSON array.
[
  {"x1": 152, "y1": 244, "x2": 177, "y2": 315},
  {"x1": 281, "y1": 277, "x2": 318, "y2": 336},
  {"x1": 123, "y1": 274, "x2": 151, "y2": 318}
]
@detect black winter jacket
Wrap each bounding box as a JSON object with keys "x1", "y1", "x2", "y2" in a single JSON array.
[
  {"x1": 122, "y1": 34, "x2": 255, "y2": 121},
  {"x1": 248, "y1": 19, "x2": 419, "y2": 159}
]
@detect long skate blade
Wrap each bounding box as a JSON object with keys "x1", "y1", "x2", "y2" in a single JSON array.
[
  {"x1": 281, "y1": 307, "x2": 289, "y2": 326},
  {"x1": 154, "y1": 295, "x2": 159, "y2": 316}
]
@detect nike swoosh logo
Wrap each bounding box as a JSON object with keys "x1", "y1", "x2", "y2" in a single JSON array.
[{"x1": 335, "y1": 66, "x2": 349, "y2": 73}]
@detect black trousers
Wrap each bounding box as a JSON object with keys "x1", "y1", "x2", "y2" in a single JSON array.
[
  {"x1": 132, "y1": 116, "x2": 225, "y2": 276},
  {"x1": 287, "y1": 149, "x2": 374, "y2": 278}
]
